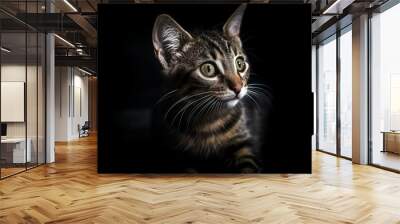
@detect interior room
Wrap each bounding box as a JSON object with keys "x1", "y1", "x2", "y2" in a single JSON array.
[{"x1": 1, "y1": 0, "x2": 400, "y2": 223}]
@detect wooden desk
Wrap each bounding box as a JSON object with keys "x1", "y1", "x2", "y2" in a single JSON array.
[
  {"x1": 1, "y1": 138, "x2": 31, "y2": 164},
  {"x1": 382, "y1": 131, "x2": 400, "y2": 154}
]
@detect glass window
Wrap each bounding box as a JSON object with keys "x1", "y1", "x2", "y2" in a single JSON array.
[
  {"x1": 318, "y1": 36, "x2": 337, "y2": 154},
  {"x1": 1, "y1": 31, "x2": 28, "y2": 177},
  {"x1": 339, "y1": 28, "x2": 352, "y2": 158},
  {"x1": 371, "y1": 3, "x2": 400, "y2": 171},
  {"x1": 0, "y1": 1, "x2": 46, "y2": 179}
]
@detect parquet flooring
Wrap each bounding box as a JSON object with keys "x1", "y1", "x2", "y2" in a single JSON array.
[{"x1": 1, "y1": 135, "x2": 400, "y2": 223}]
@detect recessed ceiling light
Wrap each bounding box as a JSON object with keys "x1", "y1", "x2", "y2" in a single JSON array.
[
  {"x1": 63, "y1": 0, "x2": 78, "y2": 12},
  {"x1": 54, "y1": 34, "x2": 75, "y2": 48},
  {"x1": 322, "y1": 0, "x2": 354, "y2": 15},
  {"x1": 1, "y1": 47, "x2": 11, "y2": 53},
  {"x1": 77, "y1": 67, "x2": 93, "y2": 76}
]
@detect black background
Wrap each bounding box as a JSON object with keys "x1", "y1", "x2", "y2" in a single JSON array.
[{"x1": 98, "y1": 4, "x2": 312, "y2": 173}]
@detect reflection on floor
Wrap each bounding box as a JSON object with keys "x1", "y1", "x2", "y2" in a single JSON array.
[
  {"x1": 0, "y1": 163, "x2": 41, "y2": 178},
  {"x1": 0, "y1": 167, "x2": 25, "y2": 178},
  {"x1": 373, "y1": 150, "x2": 400, "y2": 171}
]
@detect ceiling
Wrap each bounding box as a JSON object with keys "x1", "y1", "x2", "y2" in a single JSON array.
[{"x1": 0, "y1": 0, "x2": 393, "y2": 73}]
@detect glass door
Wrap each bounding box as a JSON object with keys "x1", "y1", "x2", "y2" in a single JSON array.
[{"x1": 317, "y1": 35, "x2": 337, "y2": 154}]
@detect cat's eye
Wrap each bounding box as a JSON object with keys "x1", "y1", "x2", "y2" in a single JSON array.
[
  {"x1": 236, "y1": 57, "x2": 246, "y2": 72},
  {"x1": 200, "y1": 63, "x2": 216, "y2": 77}
]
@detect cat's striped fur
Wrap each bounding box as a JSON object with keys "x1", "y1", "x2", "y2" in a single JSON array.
[{"x1": 152, "y1": 4, "x2": 265, "y2": 173}]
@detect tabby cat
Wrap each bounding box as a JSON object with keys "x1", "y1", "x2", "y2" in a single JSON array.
[{"x1": 151, "y1": 4, "x2": 268, "y2": 173}]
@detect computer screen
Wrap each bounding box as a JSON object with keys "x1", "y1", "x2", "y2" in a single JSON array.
[{"x1": 1, "y1": 123, "x2": 7, "y2": 137}]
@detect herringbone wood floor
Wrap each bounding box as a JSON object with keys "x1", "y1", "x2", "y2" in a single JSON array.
[{"x1": 1, "y1": 135, "x2": 400, "y2": 224}]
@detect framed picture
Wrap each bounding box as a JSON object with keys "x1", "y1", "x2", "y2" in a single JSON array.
[{"x1": 98, "y1": 3, "x2": 312, "y2": 173}]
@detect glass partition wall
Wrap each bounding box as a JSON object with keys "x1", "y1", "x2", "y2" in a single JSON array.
[
  {"x1": 0, "y1": 2, "x2": 46, "y2": 179},
  {"x1": 339, "y1": 27, "x2": 352, "y2": 159},
  {"x1": 316, "y1": 26, "x2": 352, "y2": 159},
  {"x1": 370, "y1": 3, "x2": 400, "y2": 171},
  {"x1": 317, "y1": 35, "x2": 337, "y2": 154}
]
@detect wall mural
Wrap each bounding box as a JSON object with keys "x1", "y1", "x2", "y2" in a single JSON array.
[{"x1": 98, "y1": 4, "x2": 312, "y2": 173}]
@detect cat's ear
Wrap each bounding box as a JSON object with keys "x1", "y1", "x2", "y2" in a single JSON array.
[
  {"x1": 152, "y1": 14, "x2": 192, "y2": 70},
  {"x1": 223, "y1": 4, "x2": 247, "y2": 39}
]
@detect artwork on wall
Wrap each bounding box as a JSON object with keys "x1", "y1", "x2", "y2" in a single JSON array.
[
  {"x1": 1, "y1": 82, "x2": 25, "y2": 122},
  {"x1": 98, "y1": 4, "x2": 312, "y2": 173}
]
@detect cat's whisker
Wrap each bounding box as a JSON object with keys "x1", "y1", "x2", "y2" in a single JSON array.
[
  {"x1": 187, "y1": 97, "x2": 209, "y2": 129},
  {"x1": 246, "y1": 91, "x2": 261, "y2": 111},
  {"x1": 248, "y1": 86, "x2": 273, "y2": 98},
  {"x1": 171, "y1": 98, "x2": 202, "y2": 130},
  {"x1": 164, "y1": 95, "x2": 192, "y2": 122},
  {"x1": 248, "y1": 88, "x2": 273, "y2": 104},
  {"x1": 195, "y1": 97, "x2": 217, "y2": 124},
  {"x1": 248, "y1": 84, "x2": 273, "y2": 92},
  {"x1": 248, "y1": 84, "x2": 270, "y2": 89},
  {"x1": 215, "y1": 100, "x2": 227, "y2": 132},
  {"x1": 184, "y1": 97, "x2": 203, "y2": 130},
  {"x1": 248, "y1": 83, "x2": 269, "y2": 86},
  {"x1": 249, "y1": 89, "x2": 273, "y2": 108},
  {"x1": 177, "y1": 95, "x2": 212, "y2": 131},
  {"x1": 200, "y1": 97, "x2": 218, "y2": 119},
  {"x1": 248, "y1": 88, "x2": 272, "y2": 99},
  {"x1": 164, "y1": 91, "x2": 214, "y2": 121},
  {"x1": 204, "y1": 97, "x2": 218, "y2": 116},
  {"x1": 185, "y1": 95, "x2": 213, "y2": 130},
  {"x1": 248, "y1": 83, "x2": 272, "y2": 89},
  {"x1": 155, "y1": 89, "x2": 178, "y2": 105},
  {"x1": 172, "y1": 94, "x2": 209, "y2": 130}
]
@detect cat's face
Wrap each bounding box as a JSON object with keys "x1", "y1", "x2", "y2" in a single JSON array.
[{"x1": 152, "y1": 4, "x2": 249, "y2": 108}]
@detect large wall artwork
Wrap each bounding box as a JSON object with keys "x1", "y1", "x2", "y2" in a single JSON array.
[{"x1": 98, "y1": 3, "x2": 312, "y2": 173}]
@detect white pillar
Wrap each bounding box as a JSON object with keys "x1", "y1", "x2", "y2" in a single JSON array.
[
  {"x1": 55, "y1": 67, "x2": 74, "y2": 141},
  {"x1": 46, "y1": 1, "x2": 55, "y2": 163},
  {"x1": 352, "y1": 14, "x2": 369, "y2": 164}
]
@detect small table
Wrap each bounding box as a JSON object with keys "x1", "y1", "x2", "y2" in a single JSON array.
[
  {"x1": 381, "y1": 131, "x2": 400, "y2": 154},
  {"x1": 1, "y1": 138, "x2": 31, "y2": 164}
]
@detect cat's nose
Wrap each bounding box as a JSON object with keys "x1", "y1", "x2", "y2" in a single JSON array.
[
  {"x1": 228, "y1": 75, "x2": 243, "y2": 95},
  {"x1": 231, "y1": 83, "x2": 242, "y2": 96}
]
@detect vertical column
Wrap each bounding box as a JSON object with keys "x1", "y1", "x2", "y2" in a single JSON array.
[
  {"x1": 312, "y1": 45, "x2": 317, "y2": 150},
  {"x1": 337, "y1": 30, "x2": 341, "y2": 156},
  {"x1": 46, "y1": 0, "x2": 55, "y2": 163},
  {"x1": 352, "y1": 14, "x2": 369, "y2": 164}
]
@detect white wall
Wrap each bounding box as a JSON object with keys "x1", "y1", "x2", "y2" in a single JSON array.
[
  {"x1": 55, "y1": 66, "x2": 70, "y2": 141},
  {"x1": 55, "y1": 66, "x2": 89, "y2": 141},
  {"x1": 72, "y1": 73, "x2": 89, "y2": 138}
]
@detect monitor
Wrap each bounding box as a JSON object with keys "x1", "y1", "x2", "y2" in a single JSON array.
[{"x1": 1, "y1": 123, "x2": 7, "y2": 137}]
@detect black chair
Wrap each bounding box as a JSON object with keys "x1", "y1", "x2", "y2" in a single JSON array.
[{"x1": 79, "y1": 121, "x2": 90, "y2": 138}]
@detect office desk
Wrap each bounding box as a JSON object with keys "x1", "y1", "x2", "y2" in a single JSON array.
[
  {"x1": 1, "y1": 138, "x2": 31, "y2": 163},
  {"x1": 382, "y1": 131, "x2": 400, "y2": 154}
]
